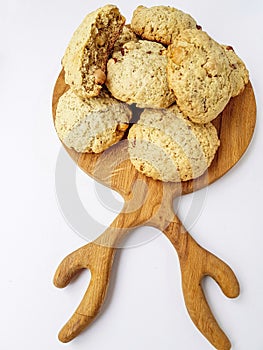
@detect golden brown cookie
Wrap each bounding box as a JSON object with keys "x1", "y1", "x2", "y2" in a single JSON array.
[
  {"x1": 167, "y1": 29, "x2": 233, "y2": 123},
  {"x1": 128, "y1": 105, "x2": 220, "y2": 182},
  {"x1": 62, "y1": 5, "x2": 125, "y2": 99},
  {"x1": 55, "y1": 89, "x2": 132, "y2": 153},
  {"x1": 106, "y1": 40, "x2": 176, "y2": 108},
  {"x1": 131, "y1": 5, "x2": 197, "y2": 46}
]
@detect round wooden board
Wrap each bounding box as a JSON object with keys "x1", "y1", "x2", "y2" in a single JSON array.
[
  {"x1": 52, "y1": 70, "x2": 257, "y2": 349},
  {"x1": 52, "y1": 70, "x2": 256, "y2": 198}
]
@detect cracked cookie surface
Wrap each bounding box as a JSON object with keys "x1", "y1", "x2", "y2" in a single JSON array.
[
  {"x1": 128, "y1": 105, "x2": 220, "y2": 182},
  {"x1": 131, "y1": 5, "x2": 197, "y2": 46},
  {"x1": 55, "y1": 89, "x2": 132, "y2": 153},
  {"x1": 106, "y1": 40, "x2": 176, "y2": 108},
  {"x1": 167, "y1": 29, "x2": 232, "y2": 123}
]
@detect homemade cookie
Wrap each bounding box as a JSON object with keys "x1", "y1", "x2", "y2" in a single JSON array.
[
  {"x1": 55, "y1": 89, "x2": 132, "y2": 153},
  {"x1": 131, "y1": 5, "x2": 197, "y2": 46},
  {"x1": 106, "y1": 40, "x2": 176, "y2": 108},
  {"x1": 113, "y1": 25, "x2": 138, "y2": 51},
  {"x1": 128, "y1": 106, "x2": 220, "y2": 182},
  {"x1": 167, "y1": 29, "x2": 233, "y2": 124},
  {"x1": 62, "y1": 5, "x2": 125, "y2": 99},
  {"x1": 222, "y1": 45, "x2": 249, "y2": 97}
]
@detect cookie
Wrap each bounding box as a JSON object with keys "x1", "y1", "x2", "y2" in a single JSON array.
[
  {"x1": 222, "y1": 45, "x2": 249, "y2": 97},
  {"x1": 128, "y1": 105, "x2": 220, "y2": 182},
  {"x1": 62, "y1": 5, "x2": 125, "y2": 99},
  {"x1": 167, "y1": 29, "x2": 232, "y2": 123},
  {"x1": 113, "y1": 25, "x2": 138, "y2": 51},
  {"x1": 106, "y1": 40, "x2": 176, "y2": 108},
  {"x1": 131, "y1": 5, "x2": 197, "y2": 46},
  {"x1": 55, "y1": 89, "x2": 132, "y2": 153}
]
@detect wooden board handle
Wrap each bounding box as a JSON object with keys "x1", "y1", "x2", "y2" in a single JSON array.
[
  {"x1": 54, "y1": 242, "x2": 116, "y2": 342},
  {"x1": 53, "y1": 208, "x2": 144, "y2": 343},
  {"x1": 163, "y1": 216, "x2": 240, "y2": 350}
]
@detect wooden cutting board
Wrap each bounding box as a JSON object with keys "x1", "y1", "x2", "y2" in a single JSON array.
[{"x1": 52, "y1": 70, "x2": 256, "y2": 349}]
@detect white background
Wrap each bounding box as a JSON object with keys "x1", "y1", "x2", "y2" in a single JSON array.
[{"x1": 0, "y1": 0, "x2": 263, "y2": 349}]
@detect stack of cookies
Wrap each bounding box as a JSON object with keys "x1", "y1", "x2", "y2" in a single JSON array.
[{"x1": 55, "y1": 4, "x2": 249, "y2": 182}]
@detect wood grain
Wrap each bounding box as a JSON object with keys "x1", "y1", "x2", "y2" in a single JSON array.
[{"x1": 52, "y1": 70, "x2": 256, "y2": 349}]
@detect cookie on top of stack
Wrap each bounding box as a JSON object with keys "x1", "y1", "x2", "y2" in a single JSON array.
[{"x1": 55, "y1": 4, "x2": 249, "y2": 182}]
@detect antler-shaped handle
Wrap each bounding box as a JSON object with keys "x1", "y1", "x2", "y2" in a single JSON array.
[
  {"x1": 54, "y1": 242, "x2": 116, "y2": 342},
  {"x1": 163, "y1": 215, "x2": 240, "y2": 350},
  {"x1": 53, "y1": 209, "x2": 142, "y2": 343}
]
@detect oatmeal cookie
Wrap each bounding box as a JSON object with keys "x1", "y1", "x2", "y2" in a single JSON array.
[
  {"x1": 55, "y1": 89, "x2": 132, "y2": 153},
  {"x1": 128, "y1": 105, "x2": 220, "y2": 182},
  {"x1": 167, "y1": 29, "x2": 232, "y2": 123},
  {"x1": 131, "y1": 5, "x2": 197, "y2": 46},
  {"x1": 62, "y1": 5, "x2": 125, "y2": 99},
  {"x1": 106, "y1": 40, "x2": 176, "y2": 108}
]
